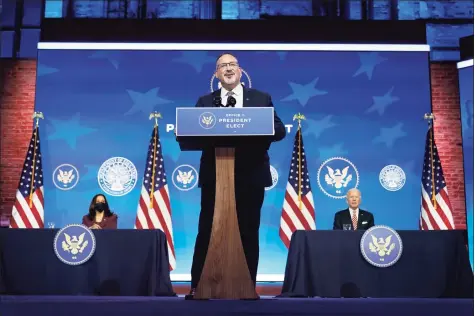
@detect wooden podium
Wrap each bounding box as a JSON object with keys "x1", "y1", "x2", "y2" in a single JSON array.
[
  {"x1": 176, "y1": 107, "x2": 275, "y2": 300},
  {"x1": 195, "y1": 147, "x2": 257, "y2": 299}
]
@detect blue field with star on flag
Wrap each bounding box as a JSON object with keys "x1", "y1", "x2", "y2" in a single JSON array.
[{"x1": 34, "y1": 43, "x2": 431, "y2": 279}]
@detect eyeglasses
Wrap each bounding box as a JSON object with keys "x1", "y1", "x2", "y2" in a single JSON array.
[{"x1": 217, "y1": 62, "x2": 239, "y2": 70}]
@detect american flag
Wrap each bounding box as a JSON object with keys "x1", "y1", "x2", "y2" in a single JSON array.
[
  {"x1": 9, "y1": 126, "x2": 44, "y2": 229},
  {"x1": 419, "y1": 125, "x2": 455, "y2": 230},
  {"x1": 134, "y1": 126, "x2": 176, "y2": 270},
  {"x1": 279, "y1": 127, "x2": 316, "y2": 248}
]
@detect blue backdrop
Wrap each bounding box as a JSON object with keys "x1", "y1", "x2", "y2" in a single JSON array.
[
  {"x1": 34, "y1": 44, "x2": 431, "y2": 279},
  {"x1": 458, "y1": 60, "x2": 474, "y2": 270}
]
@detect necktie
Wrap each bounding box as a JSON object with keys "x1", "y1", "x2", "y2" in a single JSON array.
[
  {"x1": 352, "y1": 210, "x2": 358, "y2": 230},
  {"x1": 225, "y1": 91, "x2": 236, "y2": 107}
]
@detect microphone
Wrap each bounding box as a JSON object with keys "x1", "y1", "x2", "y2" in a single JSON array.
[
  {"x1": 213, "y1": 96, "x2": 222, "y2": 107},
  {"x1": 226, "y1": 96, "x2": 236, "y2": 107}
]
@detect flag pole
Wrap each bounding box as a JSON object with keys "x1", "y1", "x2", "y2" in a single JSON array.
[
  {"x1": 293, "y1": 113, "x2": 306, "y2": 211},
  {"x1": 424, "y1": 113, "x2": 437, "y2": 209},
  {"x1": 148, "y1": 111, "x2": 162, "y2": 209},
  {"x1": 28, "y1": 111, "x2": 44, "y2": 207}
]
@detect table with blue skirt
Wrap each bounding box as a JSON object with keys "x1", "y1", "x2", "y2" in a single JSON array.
[
  {"x1": 0, "y1": 228, "x2": 175, "y2": 296},
  {"x1": 279, "y1": 230, "x2": 473, "y2": 298}
]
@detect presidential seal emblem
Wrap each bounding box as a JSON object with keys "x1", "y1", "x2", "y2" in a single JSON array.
[
  {"x1": 210, "y1": 68, "x2": 252, "y2": 92},
  {"x1": 53, "y1": 163, "x2": 79, "y2": 190},
  {"x1": 265, "y1": 165, "x2": 279, "y2": 191},
  {"x1": 317, "y1": 157, "x2": 359, "y2": 199},
  {"x1": 379, "y1": 165, "x2": 406, "y2": 191},
  {"x1": 53, "y1": 224, "x2": 96, "y2": 266},
  {"x1": 98, "y1": 157, "x2": 138, "y2": 196},
  {"x1": 360, "y1": 225, "x2": 403, "y2": 268},
  {"x1": 172, "y1": 164, "x2": 198, "y2": 191},
  {"x1": 199, "y1": 112, "x2": 216, "y2": 129}
]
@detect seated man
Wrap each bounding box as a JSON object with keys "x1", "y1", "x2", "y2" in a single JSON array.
[{"x1": 333, "y1": 188, "x2": 374, "y2": 231}]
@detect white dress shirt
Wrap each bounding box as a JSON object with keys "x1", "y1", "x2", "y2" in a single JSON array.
[{"x1": 220, "y1": 84, "x2": 243, "y2": 108}]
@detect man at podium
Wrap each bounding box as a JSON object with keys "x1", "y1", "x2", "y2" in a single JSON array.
[{"x1": 188, "y1": 53, "x2": 286, "y2": 297}]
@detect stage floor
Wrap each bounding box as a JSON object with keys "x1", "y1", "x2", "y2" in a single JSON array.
[
  {"x1": 173, "y1": 281, "x2": 282, "y2": 296},
  {"x1": 0, "y1": 295, "x2": 472, "y2": 316}
]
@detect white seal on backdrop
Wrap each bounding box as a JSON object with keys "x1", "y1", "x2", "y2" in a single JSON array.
[
  {"x1": 98, "y1": 157, "x2": 137, "y2": 196},
  {"x1": 172, "y1": 164, "x2": 199, "y2": 191},
  {"x1": 53, "y1": 163, "x2": 79, "y2": 190},
  {"x1": 317, "y1": 157, "x2": 359, "y2": 199},
  {"x1": 379, "y1": 165, "x2": 406, "y2": 191},
  {"x1": 265, "y1": 165, "x2": 279, "y2": 191}
]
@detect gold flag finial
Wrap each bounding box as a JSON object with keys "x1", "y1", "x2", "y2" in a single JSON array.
[
  {"x1": 149, "y1": 112, "x2": 162, "y2": 127},
  {"x1": 424, "y1": 113, "x2": 435, "y2": 127},
  {"x1": 293, "y1": 113, "x2": 306, "y2": 129},
  {"x1": 32, "y1": 111, "x2": 44, "y2": 127}
]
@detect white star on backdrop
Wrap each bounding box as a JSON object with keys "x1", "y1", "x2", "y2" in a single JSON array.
[
  {"x1": 124, "y1": 87, "x2": 173, "y2": 116},
  {"x1": 281, "y1": 78, "x2": 328, "y2": 106}
]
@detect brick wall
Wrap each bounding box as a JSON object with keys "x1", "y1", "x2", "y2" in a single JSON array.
[
  {"x1": 0, "y1": 59, "x2": 468, "y2": 228},
  {"x1": 0, "y1": 59, "x2": 37, "y2": 215},
  {"x1": 430, "y1": 62, "x2": 467, "y2": 229}
]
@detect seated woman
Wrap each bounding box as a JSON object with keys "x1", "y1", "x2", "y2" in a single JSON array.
[{"x1": 82, "y1": 194, "x2": 118, "y2": 229}]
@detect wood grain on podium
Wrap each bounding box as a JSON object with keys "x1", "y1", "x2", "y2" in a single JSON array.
[{"x1": 194, "y1": 148, "x2": 259, "y2": 300}]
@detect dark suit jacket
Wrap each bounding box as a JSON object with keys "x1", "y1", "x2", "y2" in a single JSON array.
[
  {"x1": 333, "y1": 208, "x2": 374, "y2": 231},
  {"x1": 195, "y1": 86, "x2": 286, "y2": 188}
]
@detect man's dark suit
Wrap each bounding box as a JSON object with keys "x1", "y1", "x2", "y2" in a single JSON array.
[
  {"x1": 333, "y1": 209, "x2": 375, "y2": 230},
  {"x1": 190, "y1": 86, "x2": 286, "y2": 289}
]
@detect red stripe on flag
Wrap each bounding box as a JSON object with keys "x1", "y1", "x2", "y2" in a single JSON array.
[
  {"x1": 420, "y1": 218, "x2": 428, "y2": 230},
  {"x1": 31, "y1": 191, "x2": 44, "y2": 228},
  {"x1": 437, "y1": 189, "x2": 454, "y2": 229},
  {"x1": 279, "y1": 228, "x2": 290, "y2": 248},
  {"x1": 281, "y1": 206, "x2": 297, "y2": 234},
  {"x1": 9, "y1": 213, "x2": 19, "y2": 228},
  {"x1": 139, "y1": 195, "x2": 154, "y2": 228},
  {"x1": 421, "y1": 198, "x2": 439, "y2": 229},
  {"x1": 435, "y1": 204, "x2": 451, "y2": 229},
  {"x1": 14, "y1": 199, "x2": 32, "y2": 228},
  {"x1": 134, "y1": 217, "x2": 143, "y2": 229},
  {"x1": 302, "y1": 195, "x2": 314, "y2": 217},
  {"x1": 284, "y1": 192, "x2": 311, "y2": 230},
  {"x1": 152, "y1": 187, "x2": 175, "y2": 259},
  {"x1": 161, "y1": 186, "x2": 172, "y2": 218}
]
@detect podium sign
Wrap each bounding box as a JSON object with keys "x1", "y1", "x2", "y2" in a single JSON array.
[{"x1": 175, "y1": 107, "x2": 275, "y2": 136}]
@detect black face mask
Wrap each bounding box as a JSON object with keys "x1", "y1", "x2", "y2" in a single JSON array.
[{"x1": 94, "y1": 202, "x2": 105, "y2": 212}]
